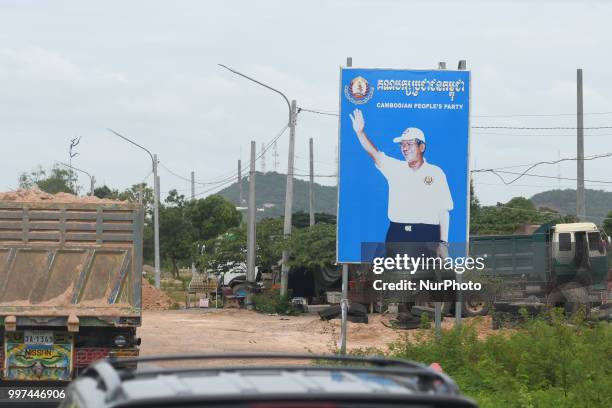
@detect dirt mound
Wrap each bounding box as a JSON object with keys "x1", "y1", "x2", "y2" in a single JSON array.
[
  {"x1": 0, "y1": 189, "x2": 124, "y2": 203},
  {"x1": 142, "y1": 278, "x2": 174, "y2": 310}
]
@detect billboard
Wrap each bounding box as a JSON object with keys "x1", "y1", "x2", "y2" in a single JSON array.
[{"x1": 337, "y1": 68, "x2": 470, "y2": 263}]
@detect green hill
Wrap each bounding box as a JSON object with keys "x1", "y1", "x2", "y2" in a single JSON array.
[
  {"x1": 530, "y1": 188, "x2": 612, "y2": 224},
  {"x1": 217, "y1": 174, "x2": 611, "y2": 225},
  {"x1": 217, "y1": 171, "x2": 337, "y2": 219}
]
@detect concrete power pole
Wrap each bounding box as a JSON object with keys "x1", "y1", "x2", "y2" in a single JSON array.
[
  {"x1": 153, "y1": 155, "x2": 161, "y2": 289},
  {"x1": 280, "y1": 100, "x2": 297, "y2": 297},
  {"x1": 309, "y1": 138, "x2": 315, "y2": 227},
  {"x1": 238, "y1": 160, "x2": 243, "y2": 205},
  {"x1": 247, "y1": 141, "x2": 257, "y2": 284},
  {"x1": 577, "y1": 68, "x2": 586, "y2": 220},
  {"x1": 261, "y1": 142, "x2": 266, "y2": 173},
  {"x1": 191, "y1": 171, "x2": 196, "y2": 277}
]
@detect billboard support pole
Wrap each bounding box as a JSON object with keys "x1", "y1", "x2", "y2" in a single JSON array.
[
  {"x1": 339, "y1": 56, "x2": 352, "y2": 355},
  {"x1": 340, "y1": 263, "x2": 349, "y2": 354},
  {"x1": 455, "y1": 59, "x2": 467, "y2": 327}
]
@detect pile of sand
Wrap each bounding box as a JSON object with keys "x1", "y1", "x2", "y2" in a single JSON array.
[
  {"x1": 0, "y1": 189, "x2": 124, "y2": 203},
  {"x1": 142, "y1": 278, "x2": 174, "y2": 310}
]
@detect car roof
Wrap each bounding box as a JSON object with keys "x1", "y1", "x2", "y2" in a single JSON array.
[{"x1": 65, "y1": 354, "x2": 477, "y2": 408}]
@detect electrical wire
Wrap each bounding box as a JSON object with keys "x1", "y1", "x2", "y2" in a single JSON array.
[
  {"x1": 472, "y1": 152, "x2": 612, "y2": 184},
  {"x1": 473, "y1": 131, "x2": 612, "y2": 137},
  {"x1": 160, "y1": 124, "x2": 289, "y2": 191},
  {"x1": 473, "y1": 126, "x2": 612, "y2": 130},
  {"x1": 473, "y1": 111, "x2": 612, "y2": 118}
]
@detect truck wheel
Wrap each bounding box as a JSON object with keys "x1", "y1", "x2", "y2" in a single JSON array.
[
  {"x1": 462, "y1": 293, "x2": 489, "y2": 317},
  {"x1": 559, "y1": 282, "x2": 590, "y2": 315},
  {"x1": 414, "y1": 296, "x2": 451, "y2": 316}
]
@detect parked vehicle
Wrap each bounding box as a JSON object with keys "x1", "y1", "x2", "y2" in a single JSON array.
[
  {"x1": 469, "y1": 222, "x2": 611, "y2": 317},
  {"x1": 0, "y1": 198, "x2": 143, "y2": 383},
  {"x1": 59, "y1": 353, "x2": 478, "y2": 408}
]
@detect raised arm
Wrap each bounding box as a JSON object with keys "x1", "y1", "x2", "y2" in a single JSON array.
[{"x1": 349, "y1": 109, "x2": 380, "y2": 165}]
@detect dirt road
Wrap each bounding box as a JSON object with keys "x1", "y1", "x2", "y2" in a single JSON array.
[
  {"x1": 139, "y1": 309, "x2": 402, "y2": 356},
  {"x1": 139, "y1": 309, "x2": 496, "y2": 359}
]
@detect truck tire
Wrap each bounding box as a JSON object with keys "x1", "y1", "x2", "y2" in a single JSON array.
[
  {"x1": 462, "y1": 292, "x2": 490, "y2": 317},
  {"x1": 559, "y1": 282, "x2": 590, "y2": 315},
  {"x1": 414, "y1": 299, "x2": 451, "y2": 316}
]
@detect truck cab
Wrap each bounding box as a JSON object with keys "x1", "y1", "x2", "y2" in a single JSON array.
[{"x1": 550, "y1": 222, "x2": 610, "y2": 289}]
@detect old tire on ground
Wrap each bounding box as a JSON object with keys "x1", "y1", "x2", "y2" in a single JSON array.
[
  {"x1": 232, "y1": 283, "x2": 250, "y2": 298},
  {"x1": 462, "y1": 292, "x2": 490, "y2": 317}
]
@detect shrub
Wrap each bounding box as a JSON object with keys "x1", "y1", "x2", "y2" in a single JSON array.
[
  {"x1": 252, "y1": 289, "x2": 301, "y2": 316},
  {"x1": 385, "y1": 310, "x2": 611, "y2": 407}
]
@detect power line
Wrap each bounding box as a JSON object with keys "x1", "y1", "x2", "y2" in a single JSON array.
[
  {"x1": 474, "y1": 169, "x2": 612, "y2": 185},
  {"x1": 473, "y1": 125, "x2": 612, "y2": 130},
  {"x1": 473, "y1": 111, "x2": 612, "y2": 118},
  {"x1": 191, "y1": 125, "x2": 289, "y2": 198},
  {"x1": 299, "y1": 107, "x2": 612, "y2": 124},
  {"x1": 161, "y1": 125, "x2": 289, "y2": 191},
  {"x1": 473, "y1": 131, "x2": 612, "y2": 137},
  {"x1": 472, "y1": 152, "x2": 612, "y2": 184}
]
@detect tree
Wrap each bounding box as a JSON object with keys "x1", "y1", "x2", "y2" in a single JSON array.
[
  {"x1": 19, "y1": 165, "x2": 77, "y2": 194},
  {"x1": 197, "y1": 218, "x2": 284, "y2": 275},
  {"x1": 186, "y1": 195, "x2": 242, "y2": 243},
  {"x1": 291, "y1": 211, "x2": 337, "y2": 228},
  {"x1": 94, "y1": 185, "x2": 119, "y2": 199},
  {"x1": 158, "y1": 190, "x2": 195, "y2": 279},
  {"x1": 604, "y1": 211, "x2": 612, "y2": 237},
  {"x1": 256, "y1": 218, "x2": 284, "y2": 273},
  {"x1": 285, "y1": 223, "x2": 336, "y2": 269},
  {"x1": 198, "y1": 225, "x2": 247, "y2": 274},
  {"x1": 471, "y1": 196, "x2": 576, "y2": 235}
]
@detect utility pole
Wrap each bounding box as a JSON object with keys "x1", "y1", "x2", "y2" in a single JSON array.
[
  {"x1": 217, "y1": 64, "x2": 295, "y2": 298},
  {"x1": 280, "y1": 100, "x2": 297, "y2": 297},
  {"x1": 261, "y1": 142, "x2": 266, "y2": 173},
  {"x1": 238, "y1": 160, "x2": 243, "y2": 205},
  {"x1": 309, "y1": 138, "x2": 315, "y2": 227},
  {"x1": 273, "y1": 141, "x2": 279, "y2": 171},
  {"x1": 247, "y1": 141, "x2": 257, "y2": 284},
  {"x1": 191, "y1": 171, "x2": 195, "y2": 201},
  {"x1": 153, "y1": 157, "x2": 161, "y2": 289},
  {"x1": 577, "y1": 68, "x2": 586, "y2": 220},
  {"x1": 191, "y1": 171, "x2": 196, "y2": 277}
]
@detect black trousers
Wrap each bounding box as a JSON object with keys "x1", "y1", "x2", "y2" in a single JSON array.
[{"x1": 385, "y1": 222, "x2": 440, "y2": 258}]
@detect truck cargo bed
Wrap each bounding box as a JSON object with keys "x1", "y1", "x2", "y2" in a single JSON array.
[{"x1": 0, "y1": 200, "x2": 143, "y2": 324}]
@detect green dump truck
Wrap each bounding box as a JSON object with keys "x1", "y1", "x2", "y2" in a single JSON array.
[
  {"x1": 0, "y1": 197, "x2": 143, "y2": 382},
  {"x1": 469, "y1": 222, "x2": 611, "y2": 316}
]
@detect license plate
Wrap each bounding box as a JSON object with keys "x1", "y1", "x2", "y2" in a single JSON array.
[
  {"x1": 24, "y1": 330, "x2": 54, "y2": 345},
  {"x1": 4, "y1": 331, "x2": 73, "y2": 381}
]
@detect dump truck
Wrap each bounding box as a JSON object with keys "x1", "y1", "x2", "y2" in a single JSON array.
[
  {"x1": 0, "y1": 195, "x2": 143, "y2": 382},
  {"x1": 468, "y1": 222, "x2": 611, "y2": 317}
]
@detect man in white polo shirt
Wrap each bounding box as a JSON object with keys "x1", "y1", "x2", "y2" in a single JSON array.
[{"x1": 349, "y1": 108, "x2": 453, "y2": 258}]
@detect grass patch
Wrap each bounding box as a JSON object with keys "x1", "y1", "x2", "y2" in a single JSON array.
[{"x1": 383, "y1": 310, "x2": 612, "y2": 407}]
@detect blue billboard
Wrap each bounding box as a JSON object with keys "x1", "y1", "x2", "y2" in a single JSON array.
[{"x1": 337, "y1": 68, "x2": 470, "y2": 263}]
